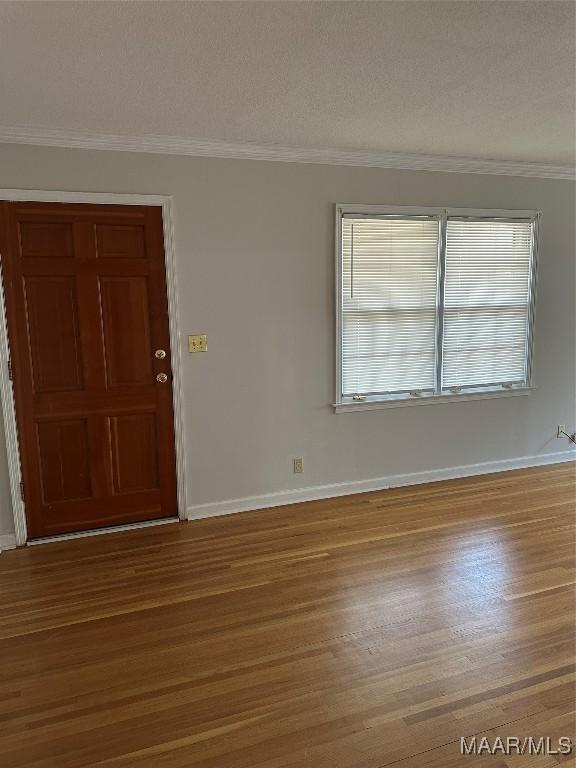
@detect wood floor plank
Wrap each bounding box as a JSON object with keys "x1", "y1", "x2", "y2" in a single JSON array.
[{"x1": 0, "y1": 463, "x2": 574, "y2": 766}]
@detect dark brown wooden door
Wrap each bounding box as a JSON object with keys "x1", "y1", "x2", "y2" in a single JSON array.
[{"x1": 0, "y1": 202, "x2": 178, "y2": 538}]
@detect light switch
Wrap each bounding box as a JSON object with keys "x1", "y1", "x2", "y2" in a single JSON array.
[{"x1": 188, "y1": 334, "x2": 208, "y2": 353}]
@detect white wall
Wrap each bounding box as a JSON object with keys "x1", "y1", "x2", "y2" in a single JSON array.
[{"x1": 0, "y1": 144, "x2": 574, "y2": 537}]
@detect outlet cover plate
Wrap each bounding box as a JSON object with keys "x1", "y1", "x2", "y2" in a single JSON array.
[
  {"x1": 188, "y1": 334, "x2": 208, "y2": 353},
  {"x1": 293, "y1": 457, "x2": 303, "y2": 474}
]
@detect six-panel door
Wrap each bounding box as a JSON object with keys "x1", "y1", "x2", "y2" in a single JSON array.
[{"x1": 0, "y1": 202, "x2": 178, "y2": 538}]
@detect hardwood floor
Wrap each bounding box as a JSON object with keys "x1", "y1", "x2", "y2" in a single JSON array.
[{"x1": 0, "y1": 464, "x2": 574, "y2": 767}]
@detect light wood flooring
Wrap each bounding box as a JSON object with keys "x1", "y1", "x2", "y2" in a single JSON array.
[{"x1": 0, "y1": 463, "x2": 575, "y2": 767}]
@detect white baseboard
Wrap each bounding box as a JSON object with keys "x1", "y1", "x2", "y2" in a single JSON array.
[
  {"x1": 0, "y1": 534, "x2": 17, "y2": 551},
  {"x1": 186, "y1": 450, "x2": 576, "y2": 521}
]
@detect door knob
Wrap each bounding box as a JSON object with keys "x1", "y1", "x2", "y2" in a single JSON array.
[
  {"x1": 156, "y1": 373, "x2": 168, "y2": 383},
  {"x1": 155, "y1": 349, "x2": 167, "y2": 359}
]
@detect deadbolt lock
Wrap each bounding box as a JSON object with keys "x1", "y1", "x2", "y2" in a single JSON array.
[
  {"x1": 155, "y1": 349, "x2": 167, "y2": 359},
  {"x1": 156, "y1": 373, "x2": 168, "y2": 383}
]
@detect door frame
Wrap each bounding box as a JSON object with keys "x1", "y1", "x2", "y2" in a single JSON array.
[{"x1": 0, "y1": 190, "x2": 187, "y2": 545}]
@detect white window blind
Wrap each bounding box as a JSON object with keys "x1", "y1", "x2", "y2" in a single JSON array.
[
  {"x1": 341, "y1": 215, "x2": 440, "y2": 396},
  {"x1": 442, "y1": 219, "x2": 535, "y2": 390},
  {"x1": 337, "y1": 206, "x2": 539, "y2": 407}
]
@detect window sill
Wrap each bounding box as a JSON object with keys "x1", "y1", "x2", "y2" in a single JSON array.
[{"x1": 333, "y1": 387, "x2": 534, "y2": 413}]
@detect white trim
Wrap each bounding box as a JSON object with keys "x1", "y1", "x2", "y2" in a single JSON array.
[
  {"x1": 0, "y1": 126, "x2": 573, "y2": 180},
  {"x1": 186, "y1": 451, "x2": 576, "y2": 520},
  {"x1": 27, "y1": 517, "x2": 179, "y2": 546},
  {"x1": 0, "y1": 189, "x2": 188, "y2": 544},
  {"x1": 0, "y1": 189, "x2": 171, "y2": 206},
  {"x1": 334, "y1": 205, "x2": 343, "y2": 412},
  {"x1": 160, "y1": 198, "x2": 188, "y2": 522},
  {"x1": 526, "y1": 213, "x2": 541, "y2": 387},
  {"x1": 334, "y1": 387, "x2": 533, "y2": 412},
  {"x1": 0, "y1": 533, "x2": 17, "y2": 551},
  {"x1": 339, "y1": 204, "x2": 542, "y2": 218},
  {"x1": 0, "y1": 265, "x2": 26, "y2": 544}
]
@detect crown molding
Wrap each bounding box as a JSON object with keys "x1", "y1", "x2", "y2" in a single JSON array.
[{"x1": 0, "y1": 125, "x2": 574, "y2": 180}]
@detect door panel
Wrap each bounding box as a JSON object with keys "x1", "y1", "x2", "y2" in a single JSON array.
[
  {"x1": 110, "y1": 413, "x2": 159, "y2": 493},
  {"x1": 18, "y1": 221, "x2": 75, "y2": 258},
  {"x1": 96, "y1": 224, "x2": 146, "y2": 259},
  {"x1": 100, "y1": 276, "x2": 153, "y2": 387},
  {"x1": 24, "y1": 276, "x2": 84, "y2": 393},
  {"x1": 36, "y1": 419, "x2": 92, "y2": 504},
  {"x1": 0, "y1": 202, "x2": 178, "y2": 538}
]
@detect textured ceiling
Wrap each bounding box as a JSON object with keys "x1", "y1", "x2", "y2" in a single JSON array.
[{"x1": 0, "y1": 1, "x2": 574, "y2": 164}]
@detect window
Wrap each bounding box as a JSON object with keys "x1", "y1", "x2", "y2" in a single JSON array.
[{"x1": 336, "y1": 205, "x2": 539, "y2": 410}]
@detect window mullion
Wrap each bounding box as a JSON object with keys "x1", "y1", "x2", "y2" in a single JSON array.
[{"x1": 434, "y1": 213, "x2": 448, "y2": 394}]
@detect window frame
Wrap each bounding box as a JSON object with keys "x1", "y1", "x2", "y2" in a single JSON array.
[{"x1": 335, "y1": 204, "x2": 541, "y2": 412}]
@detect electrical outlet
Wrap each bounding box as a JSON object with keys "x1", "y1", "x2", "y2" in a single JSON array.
[
  {"x1": 188, "y1": 334, "x2": 208, "y2": 353},
  {"x1": 293, "y1": 457, "x2": 303, "y2": 474},
  {"x1": 557, "y1": 424, "x2": 566, "y2": 438}
]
